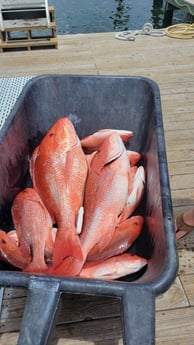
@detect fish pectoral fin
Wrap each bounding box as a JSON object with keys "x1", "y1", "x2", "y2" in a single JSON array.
[
  {"x1": 76, "y1": 206, "x2": 84, "y2": 235},
  {"x1": 44, "y1": 236, "x2": 55, "y2": 264},
  {"x1": 93, "y1": 134, "x2": 125, "y2": 174},
  {"x1": 119, "y1": 166, "x2": 145, "y2": 222},
  {"x1": 19, "y1": 237, "x2": 31, "y2": 258}
]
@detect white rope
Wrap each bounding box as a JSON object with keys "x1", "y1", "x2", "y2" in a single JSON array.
[{"x1": 115, "y1": 23, "x2": 166, "y2": 41}]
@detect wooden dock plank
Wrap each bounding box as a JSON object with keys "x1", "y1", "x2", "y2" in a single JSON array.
[
  {"x1": 178, "y1": 248, "x2": 194, "y2": 275},
  {"x1": 0, "y1": 37, "x2": 57, "y2": 48},
  {"x1": 2, "y1": 306, "x2": 194, "y2": 345},
  {"x1": 156, "y1": 277, "x2": 189, "y2": 311},
  {"x1": 156, "y1": 306, "x2": 194, "y2": 345},
  {"x1": 180, "y1": 274, "x2": 194, "y2": 306},
  {"x1": 0, "y1": 276, "x2": 188, "y2": 334}
]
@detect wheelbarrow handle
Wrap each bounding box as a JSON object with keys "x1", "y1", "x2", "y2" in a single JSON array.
[
  {"x1": 121, "y1": 287, "x2": 155, "y2": 345},
  {"x1": 17, "y1": 277, "x2": 61, "y2": 345}
]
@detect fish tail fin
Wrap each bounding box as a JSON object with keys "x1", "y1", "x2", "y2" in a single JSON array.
[
  {"x1": 23, "y1": 260, "x2": 48, "y2": 273},
  {"x1": 48, "y1": 255, "x2": 85, "y2": 277},
  {"x1": 53, "y1": 231, "x2": 83, "y2": 267}
]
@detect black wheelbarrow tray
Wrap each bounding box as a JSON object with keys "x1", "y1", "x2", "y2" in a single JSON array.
[{"x1": 0, "y1": 74, "x2": 178, "y2": 345}]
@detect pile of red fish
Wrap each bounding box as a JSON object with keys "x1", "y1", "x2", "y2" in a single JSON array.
[{"x1": 0, "y1": 118, "x2": 147, "y2": 280}]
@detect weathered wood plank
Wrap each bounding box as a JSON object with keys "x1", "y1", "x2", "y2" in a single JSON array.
[
  {"x1": 164, "y1": 119, "x2": 194, "y2": 132},
  {"x1": 0, "y1": 296, "x2": 26, "y2": 333},
  {"x1": 178, "y1": 248, "x2": 194, "y2": 275},
  {"x1": 3, "y1": 287, "x2": 27, "y2": 299},
  {"x1": 156, "y1": 277, "x2": 189, "y2": 311},
  {"x1": 156, "y1": 306, "x2": 194, "y2": 345},
  {"x1": 0, "y1": 292, "x2": 121, "y2": 333},
  {"x1": 171, "y1": 188, "x2": 194, "y2": 207},
  {"x1": 2, "y1": 18, "x2": 49, "y2": 29},
  {"x1": 180, "y1": 274, "x2": 194, "y2": 306},
  {"x1": 1, "y1": 20, "x2": 56, "y2": 32},
  {"x1": 1, "y1": 306, "x2": 194, "y2": 345},
  {"x1": 170, "y1": 174, "x2": 194, "y2": 190},
  {"x1": 0, "y1": 33, "x2": 192, "y2": 78},
  {"x1": 0, "y1": 1, "x2": 47, "y2": 8},
  {"x1": 0, "y1": 36, "x2": 57, "y2": 47},
  {"x1": 168, "y1": 161, "x2": 194, "y2": 175},
  {"x1": 0, "y1": 276, "x2": 189, "y2": 334}
]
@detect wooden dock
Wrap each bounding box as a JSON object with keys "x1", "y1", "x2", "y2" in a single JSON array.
[{"x1": 0, "y1": 31, "x2": 194, "y2": 344}]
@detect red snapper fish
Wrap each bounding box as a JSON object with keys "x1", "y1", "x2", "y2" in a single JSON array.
[
  {"x1": 11, "y1": 188, "x2": 54, "y2": 273},
  {"x1": 81, "y1": 133, "x2": 130, "y2": 252},
  {"x1": 50, "y1": 132, "x2": 130, "y2": 276},
  {"x1": 31, "y1": 118, "x2": 88, "y2": 266},
  {"x1": 0, "y1": 229, "x2": 31, "y2": 269},
  {"x1": 79, "y1": 253, "x2": 147, "y2": 280}
]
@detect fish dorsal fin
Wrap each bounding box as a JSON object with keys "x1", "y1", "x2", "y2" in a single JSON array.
[{"x1": 92, "y1": 134, "x2": 125, "y2": 174}]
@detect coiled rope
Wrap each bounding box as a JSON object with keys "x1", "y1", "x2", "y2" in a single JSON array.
[
  {"x1": 115, "y1": 22, "x2": 194, "y2": 41},
  {"x1": 165, "y1": 23, "x2": 194, "y2": 39},
  {"x1": 115, "y1": 23, "x2": 165, "y2": 41}
]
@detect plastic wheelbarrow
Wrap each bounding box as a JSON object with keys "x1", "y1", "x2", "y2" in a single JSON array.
[{"x1": 0, "y1": 75, "x2": 178, "y2": 345}]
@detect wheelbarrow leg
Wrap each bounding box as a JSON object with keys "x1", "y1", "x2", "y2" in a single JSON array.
[
  {"x1": 121, "y1": 288, "x2": 155, "y2": 345},
  {"x1": 17, "y1": 277, "x2": 61, "y2": 345}
]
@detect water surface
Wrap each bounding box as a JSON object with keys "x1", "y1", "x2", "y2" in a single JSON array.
[{"x1": 48, "y1": 0, "x2": 188, "y2": 34}]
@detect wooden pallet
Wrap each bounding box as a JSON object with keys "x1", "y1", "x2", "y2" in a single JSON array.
[
  {"x1": 0, "y1": 6, "x2": 58, "y2": 52},
  {"x1": 0, "y1": 38, "x2": 58, "y2": 52}
]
